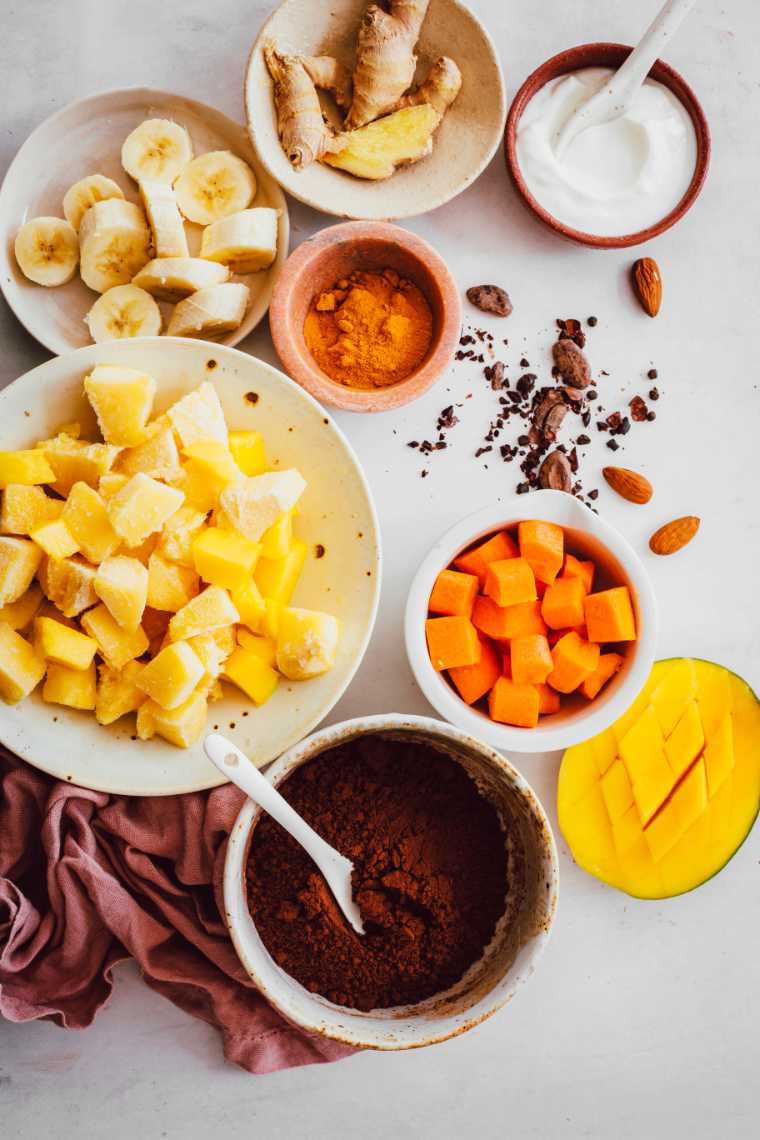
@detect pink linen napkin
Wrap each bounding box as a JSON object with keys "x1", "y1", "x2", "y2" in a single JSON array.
[{"x1": 0, "y1": 747, "x2": 353, "y2": 1074}]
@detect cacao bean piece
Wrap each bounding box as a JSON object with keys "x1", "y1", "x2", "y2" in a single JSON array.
[
  {"x1": 466, "y1": 285, "x2": 513, "y2": 317},
  {"x1": 538, "y1": 450, "x2": 572, "y2": 492},
  {"x1": 552, "y1": 338, "x2": 591, "y2": 389}
]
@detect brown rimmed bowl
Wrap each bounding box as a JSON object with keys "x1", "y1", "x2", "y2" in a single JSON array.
[
  {"x1": 268, "y1": 221, "x2": 461, "y2": 413},
  {"x1": 504, "y1": 43, "x2": 711, "y2": 249}
]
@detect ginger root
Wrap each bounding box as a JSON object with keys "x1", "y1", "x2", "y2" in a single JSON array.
[
  {"x1": 302, "y1": 56, "x2": 353, "y2": 110},
  {"x1": 324, "y1": 103, "x2": 438, "y2": 181},
  {"x1": 396, "y1": 56, "x2": 462, "y2": 122},
  {"x1": 346, "y1": 0, "x2": 431, "y2": 129},
  {"x1": 263, "y1": 44, "x2": 344, "y2": 169}
]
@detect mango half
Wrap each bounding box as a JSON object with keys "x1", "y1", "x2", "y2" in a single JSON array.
[{"x1": 558, "y1": 659, "x2": 760, "y2": 899}]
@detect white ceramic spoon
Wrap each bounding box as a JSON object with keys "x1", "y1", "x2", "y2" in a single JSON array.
[
  {"x1": 204, "y1": 732, "x2": 365, "y2": 935},
  {"x1": 555, "y1": 0, "x2": 696, "y2": 156}
]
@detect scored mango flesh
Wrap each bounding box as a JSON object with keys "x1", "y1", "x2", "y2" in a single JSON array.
[{"x1": 558, "y1": 659, "x2": 760, "y2": 899}]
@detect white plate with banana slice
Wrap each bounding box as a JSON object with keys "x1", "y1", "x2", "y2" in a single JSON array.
[{"x1": 0, "y1": 89, "x2": 289, "y2": 354}]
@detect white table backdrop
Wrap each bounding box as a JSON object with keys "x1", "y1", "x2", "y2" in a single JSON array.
[{"x1": 1, "y1": 2, "x2": 757, "y2": 1137}]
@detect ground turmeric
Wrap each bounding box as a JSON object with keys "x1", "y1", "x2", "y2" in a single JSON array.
[{"x1": 303, "y1": 268, "x2": 433, "y2": 389}]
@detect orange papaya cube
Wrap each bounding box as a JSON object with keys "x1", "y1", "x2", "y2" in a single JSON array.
[
  {"x1": 425, "y1": 615, "x2": 481, "y2": 671},
  {"x1": 510, "y1": 634, "x2": 553, "y2": 685},
  {"x1": 547, "y1": 631, "x2": 600, "y2": 694},
  {"x1": 488, "y1": 677, "x2": 540, "y2": 728},
  {"x1": 584, "y1": 586, "x2": 636, "y2": 643},
  {"x1": 472, "y1": 595, "x2": 511, "y2": 640},
  {"x1": 541, "y1": 576, "x2": 586, "y2": 630},
  {"x1": 518, "y1": 520, "x2": 564, "y2": 585},
  {"x1": 448, "y1": 636, "x2": 501, "y2": 705},
  {"x1": 500, "y1": 652, "x2": 512, "y2": 679},
  {"x1": 561, "y1": 553, "x2": 595, "y2": 593},
  {"x1": 428, "y1": 568, "x2": 478, "y2": 618},
  {"x1": 580, "y1": 652, "x2": 624, "y2": 700},
  {"x1": 454, "y1": 530, "x2": 518, "y2": 588},
  {"x1": 484, "y1": 557, "x2": 536, "y2": 607},
  {"x1": 534, "y1": 578, "x2": 548, "y2": 599},
  {"x1": 500, "y1": 599, "x2": 547, "y2": 639},
  {"x1": 548, "y1": 625, "x2": 587, "y2": 647},
  {"x1": 536, "y1": 682, "x2": 561, "y2": 715}
]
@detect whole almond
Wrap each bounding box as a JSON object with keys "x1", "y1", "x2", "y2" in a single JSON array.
[
  {"x1": 632, "y1": 257, "x2": 662, "y2": 317},
  {"x1": 649, "y1": 516, "x2": 700, "y2": 555},
  {"x1": 603, "y1": 466, "x2": 653, "y2": 504}
]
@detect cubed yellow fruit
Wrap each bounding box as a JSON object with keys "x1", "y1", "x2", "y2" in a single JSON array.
[
  {"x1": 30, "y1": 518, "x2": 80, "y2": 559},
  {"x1": 172, "y1": 461, "x2": 220, "y2": 514},
  {"x1": 94, "y1": 555, "x2": 148, "y2": 632},
  {"x1": 223, "y1": 646, "x2": 279, "y2": 705},
  {"x1": 276, "y1": 607, "x2": 340, "y2": 680},
  {"x1": 155, "y1": 506, "x2": 207, "y2": 567},
  {"x1": 254, "y1": 538, "x2": 308, "y2": 606},
  {"x1": 192, "y1": 527, "x2": 260, "y2": 590},
  {"x1": 40, "y1": 433, "x2": 120, "y2": 497},
  {"x1": 0, "y1": 583, "x2": 43, "y2": 631},
  {"x1": 260, "y1": 509, "x2": 294, "y2": 560},
  {"x1": 168, "y1": 585, "x2": 239, "y2": 641},
  {"x1": 147, "y1": 553, "x2": 199, "y2": 612},
  {"x1": 236, "y1": 628, "x2": 276, "y2": 668},
  {"x1": 136, "y1": 691, "x2": 208, "y2": 748},
  {"x1": 230, "y1": 576, "x2": 265, "y2": 633},
  {"x1": 33, "y1": 615, "x2": 97, "y2": 670},
  {"x1": 0, "y1": 450, "x2": 55, "y2": 489},
  {"x1": 208, "y1": 624, "x2": 236, "y2": 659},
  {"x1": 1, "y1": 484, "x2": 63, "y2": 534},
  {"x1": 261, "y1": 598, "x2": 282, "y2": 640},
  {"x1": 84, "y1": 364, "x2": 156, "y2": 446},
  {"x1": 218, "y1": 470, "x2": 306, "y2": 543},
  {"x1": 188, "y1": 633, "x2": 232, "y2": 682},
  {"x1": 81, "y1": 604, "x2": 149, "y2": 670},
  {"x1": 62, "y1": 482, "x2": 120, "y2": 563},
  {"x1": 167, "y1": 382, "x2": 228, "y2": 447},
  {"x1": 38, "y1": 555, "x2": 98, "y2": 617},
  {"x1": 119, "y1": 533, "x2": 158, "y2": 567},
  {"x1": 43, "y1": 660, "x2": 97, "y2": 710},
  {"x1": 115, "y1": 426, "x2": 182, "y2": 482},
  {"x1": 95, "y1": 661, "x2": 146, "y2": 725},
  {"x1": 136, "y1": 641, "x2": 205, "y2": 710},
  {"x1": 0, "y1": 622, "x2": 45, "y2": 703},
  {"x1": 0, "y1": 536, "x2": 43, "y2": 604},
  {"x1": 107, "y1": 473, "x2": 184, "y2": 547},
  {"x1": 181, "y1": 441, "x2": 238, "y2": 489},
  {"x1": 98, "y1": 473, "x2": 130, "y2": 499},
  {"x1": 228, "y1": 430, "x2": 266, "y2": 476}
]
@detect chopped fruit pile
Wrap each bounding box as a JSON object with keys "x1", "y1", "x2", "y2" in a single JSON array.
[
  {"x1": 558, "y1": 659, "x2": 760, "y2": 898},
  {"x1": 0, "y1": 370, "x2": 340, "y2": 748},
  {"x1": 425, "y1": 520, "x2": 636, "y2": 728}
]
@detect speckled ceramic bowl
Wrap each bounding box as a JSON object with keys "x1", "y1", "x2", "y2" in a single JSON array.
[
  {"x1": 269, "y1": 221, "x2": 461, "y2": 412},
  {"x1": 224, "y1": 714, "x2": 558, "y2": 1050}
]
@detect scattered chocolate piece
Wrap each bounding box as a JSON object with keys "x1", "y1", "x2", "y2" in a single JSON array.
[
  {"x1": 407, "y1": 440, "x2": 419, "y2": 448},
  {"x1": 538, "y1": 450, "x2": 572, "y2": 491},
  {"x1": 556, "y1": 318, "x2": 586, "y2": 348},
  {"x1": 577, "y1": 433, "x2": 590, "y2": 445},
  {"x1": 532, "y1": 388, "x2": 568, "y2": 442},
  {"x1": 437, "y1": 406, "x2": 458, "y2": 430},
  {"x1": 475, "y1": 446, "x2": 492, "y2": 457},
  {"x1": 629, "y1": 396, "x2": 648, "y2": 422},
  {"x1": 606, "y1": 439, "x2": 620, "y2": 451},
  {"x1": 586, "y1": 389, "x2": 598, "y2": 401},
  {"x1": 553, "y1": 338, "x2": 591, "y2": 389},
  {"x1": 649, "y1": 387, "x2": 660, "y2": 401},
  {"x1": 647, "y1": 368, "x2": 658, "y2": 380},
  {"x1": 516, "y1": 482, "x2": 530, "y2": 494},
  {"x1": 520, "y1": 357, "x2": 530, "y2": 368},
  {"x1": 647, "y1": 411, "x2": 656, "y2": 421},
  {"x1": 588, "y1": 488, "x2": 599, "y2": 500},
  {"x1": 484, "y1": 361, "x2": 506, "y2": 390},
  {"x1": 516, "y1": 373, "x2": 536, "y2": 397},
  {"x1": 587, "y1": 316, "x2": 598, "y2": 327},
  {"x1": 466, "y1": 285, "x2": 513, "y2": 317},
  {"x1": 421, "y1": 470, "x2": 428, "y2": 478}
]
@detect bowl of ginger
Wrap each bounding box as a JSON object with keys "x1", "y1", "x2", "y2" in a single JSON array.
[{"x1": 269, "y1": 220, "x2": 461, "y2": 411}]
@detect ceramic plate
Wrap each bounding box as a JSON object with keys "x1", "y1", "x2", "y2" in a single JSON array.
[
  {"x1": 0, "y1": 338, "x2": 380, "y2": 795},
  {"x1": 0, "y1": 89, "x2": 289, "y2": 355},
  {"x1": 245, "y1": 0, "x2": 506, "y2": 220}
]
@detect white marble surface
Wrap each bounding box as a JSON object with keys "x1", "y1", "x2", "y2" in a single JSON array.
[{"x1": 1, "y1": 1, "x2": 758, "y2": 1137}]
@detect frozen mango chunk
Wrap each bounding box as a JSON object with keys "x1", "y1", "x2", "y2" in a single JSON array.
[
  {"x1": 192, "y1": 527, "x2": 260, "y2": 590},
  {"x1": 236, "y1": 629, "x2": 276, "y2": 667},
  {"x1": 33, "y1": 615, "x2": 97, "y2": 670},
  {"x1": 147, "y1": 553, "x2": 199, "y2": 613},
  {"x1": 38, "y1": 555, "x2": 98, "y2": 617},
  {"x1": 84, "y1": 364, "x2": 156, "y2": 446},
  {"x1": 254, "y1": 538, "x2": 308, "y2": 606},
  {"x1": 181, "y1": 441, "x2": 237, "y2": 490},
  {"x1": 168, "y1": 585, "x2": 239, "y2": 642},
  {"x1": 0, "y1": 536, "x2": 43, "y2": 605},
  {"x1": 31, "y1": 518, "x2": 79, "y2": 560},
  {"x1": 62, "y1": 482, "x2": 120, "y2": 563},
  {"x1": 224, "y1": 646, "x2": 279, "y2": 705},
  {"x1": 0, "y1": 622, "x2": 45, "y2": 702},
  {"x1": 167, "y1": 382, "x2": 227, "y2": 447},
  {"x1": 95, "y1": 660, "x2": 146, "y2": 725},
  {"x1": 81, "y1": 604, "x2": 149, "y2": 670},
  {"x1": 261, "y1": 598, "x2": 282, "y2": 641},
  {"x1": 260, "y1": 509, "x2": 294, "y2": 560},
  {"x1": 276, "y1": 607, "x2": 340, "y2": 680},
  {"x1": 136, "y1": 690, "x2": 208, "y2": 748},
  {"x1": 188, "y1": 632, "x2": 233, "y2": 682},
  {"x1": 1, "y1": 484, "x2": 62, "y2": 535},
  {"x1": 43, "y1": 660, "x2": 97, "y2": 710},
  {"x1": 0, "y1": 583, "x2": 43, "y2": 631},
  {"x1": 0, "y1": 450, "x2": 55, "y2": 489},
  {"x1": 107, "y1": 473, "x2": 184, "y2": 547},
  {"x1": 228, "y1": 430, "x2": 266, "y2": 476},
  {"x1": 40, "y1": 433, "x2": 120, "y2": 497},
  {"x1": 115, "y1": 425, "x2": 181, "y2": 482},
  {"x1": 98, "y1": 472, "x2": 130, "y2": 499},
  {"x1": 155, "y1": 506, "x2": 207, "y2": 567},
  {"x1": 136, "y1": 641, "x2": 205, "y2": 710},
  {"x1": 218, "y1": 470, "x2": 306, "y2": 543},
  {"x1": 94, "y1": 555, "x2": 148, "y2": 632},
  {"x1": 231, "y1": 576, "x2": 265, "y2": 632}
]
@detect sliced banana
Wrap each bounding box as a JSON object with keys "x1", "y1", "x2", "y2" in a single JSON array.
[
  {"x1": 85, "y1": 284, "x2": 162, "y2": 342},
  {"x1": 14, "y1": 217, "x2": 79, "y2": 286},
  {"x1": 174, "y1": 151, "x2": 256, "y2": 226},
  {"x1": 200, "y1": 207, "x2": 278, "y2": 274},
  {"x1": 62, "y1": 174, "x2": 125, "y2": 232},
  {"x1": 166, "y1": 282, "x2": 249, "y2": 339},
  {"x1": 132, "y1": 256, "x2": 229, "y2": 302},
  {"x1": 79, "y1": 199, "x2": 151, "y2": 293},
  {"x1": 139, "y1": 179, "x2": 189, "y2": 258},
  {"x1": 121, "y1": 118, "x2": 193, "y2": 184}
]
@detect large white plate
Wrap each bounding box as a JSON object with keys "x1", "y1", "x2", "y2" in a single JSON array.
[
  {"x1": 0, "y1": 338, "x2": 380, "y2": 795},
  {"x1": 0, "y1": 89, "x2": 289, "y2": 354}
]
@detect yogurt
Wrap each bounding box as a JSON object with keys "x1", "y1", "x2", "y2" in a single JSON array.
[{"x1": 516, "y1": 67, "x2": 698, "y2": 237}]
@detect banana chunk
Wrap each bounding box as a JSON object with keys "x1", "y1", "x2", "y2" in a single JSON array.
[
  {"x1": 85, "y1": 284, "x2": 162, "y2": 343},
  {"x1": 79, "y1": 199, "x2": 151, "y2": 294},
  {"x1": 200, "y1": 208, "x2": 278, "y2": 274},
  {"x1": 14, "y1": 217, "x2": 79, "y2": 286},
  {"x1": 132, "y1": 256, "x2": 229, "y2": 302},
  {"x1": 139, "y1": 179, "x2": 189, "y2": 259},
  {"x1": 174, "y1": 151, "x2": 256, "y2": 226},
  {"x1": 166, "y1": 282, "x2": 249, "y2": 339},
  {"x1": 63, "y1": 174, "x2": 125, "y2": 232},
  {"x1": 121, "y1": 118, "x2": 193, "y2": 184}
]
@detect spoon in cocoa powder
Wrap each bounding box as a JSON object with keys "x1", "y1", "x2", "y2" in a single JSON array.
[{"x1": 204, "y1": 733, "x2": 365, "y2": 935}]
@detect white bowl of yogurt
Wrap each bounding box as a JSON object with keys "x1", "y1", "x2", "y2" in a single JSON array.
[{"x1": 505, "y1": 43, "x2": 710, "y2": 248}]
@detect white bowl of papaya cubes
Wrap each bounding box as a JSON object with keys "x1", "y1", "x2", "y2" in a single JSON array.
[{"x1": 405, "y1": 490, "x2": 657, "y2": 753}]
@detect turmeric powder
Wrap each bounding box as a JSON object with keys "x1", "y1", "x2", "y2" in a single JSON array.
[{"x1": 303, "y1": 268, "x2": 433, "y2": 389}]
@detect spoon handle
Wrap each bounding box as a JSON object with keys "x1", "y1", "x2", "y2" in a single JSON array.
[{"x1": 609, "y1": 0, "x2": 696, "y2": 101}]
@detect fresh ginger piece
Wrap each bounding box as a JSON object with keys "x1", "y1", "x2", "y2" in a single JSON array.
[
  {"x1": 396, "y1": 56, "x2": 462, "y2": 120},
  {"x1": 324, "y1": 104, "x2": 439, "y2": 181},
  {"x1": 345, "y1": 0, "x2": 431, "y2": 129},
  {"x1": 264, "y1": 44, "x2": 345, "y2": 169}
]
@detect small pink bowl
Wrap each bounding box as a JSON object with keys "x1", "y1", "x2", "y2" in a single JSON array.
[
  {"x1": 269, "y1": 221, "x2": 461, "y2": 412},
  {"x1": 504, "y1": 43, "x2": 711, "y2": 249}
]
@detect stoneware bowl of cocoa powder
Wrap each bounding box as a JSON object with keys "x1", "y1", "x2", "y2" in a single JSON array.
[
  {"x1": 224, "y1": 713, "x2": 558, "y2": 1049},
  {"x1": 269, "y1": 221, "x2": 461, "y2": 412}
]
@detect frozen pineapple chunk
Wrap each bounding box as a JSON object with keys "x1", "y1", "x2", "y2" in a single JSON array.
[
  {"x1": 1, "y1": 485, "x2": 63, "y2": 535},
  {"x1": 81, "y1": 604, "x2": 149, "y2": 670},
  {"x1": 119, "y1": 533, "x2": 158, "y2": 567},
  {"x1": 254, "y1": 538, "x2": 308, "y2": 606},
  {"x1": 33, "y1": 615, "x2": 97, "y2": 670},
  {"x1": 95, "y1": 660, "x2": 146, "y2": 725},
  {"x1": 147, "y1": 553, "x2": 199, "y2": 612},
  {"x1": 168, "y1": 585, "x2": 239, "y2": 641},
  {"x1": 223, "y1": 646, "x2": 279, "y2": 705},
  {"x1": 192, "y1": 527, "x2": 260, "y2": 590},
  {"x1": 84, "y1": 365, "x2": 156, "y2": 447},
  {"x1": 231, "y1": 576, "x2": 265, "y2": 633},
  {"x1": 228, "y1": 431, "x2": 266, "y2": 476},
  {"x1": 30, "y1": 518, "x2": 79, "y2": 560},
  {"x1": 136, "y1": 641, "x2": 205, "y2": 709},
  {"x1": 217, "y1": 470, "x2": 306, "y2": 542},
  {"x1": 166, "y1": 382, "x2": 227, "y2": 447},
  {"x1": 172, "y1": 461, "x2": 220, "y2": 514},
  {"x1": 136, "y1": 690, "x2": 208, "y2": 748},
  {"x1": 0, "y1": 583, "x2": 43, "y2": 631},
  {"x1": 99, "y1": 473, "x2": 130, "y2": 499},
  {"x1": 0, "y1": 450, "x2": 55, "y2": 489},
  {"x1": 188, "y1": 632, "x2": 232, "y2": 684},
  {"x1": 43, "y1": 660, "x2": 97, "y2": 710},
  {"x1": 260, "y1": 509, "x2": 294, "y2": 560},
  {"x1": 0, "y1": 622, "x2": 45, "y2": 703},
  {"x1": 0, "y1": 537, "x2": 43, "y2": 604},
  {"x1": 115, "y1": 426, "x2": 182, "y2": 482},
  {"x1": 94, "y1": 555, "x2": 148, "y2": 632},
  {"x1": 276, "y1": 607, "x2": 340, "y2": 680},
  {"x1": 62, "y1": 482, "x2": 120, "y2": 563},
  {"x1": 40, "y1": 434, "x2": 120, "y2": 497},
  {"x1": 181, "y1": 441, "x2": 238, "y2": 489},
  {"x1": 107, "y1": 473, "x2": 184, "y2": 547},
  {"x1": 39, "y1": 555, "x2": 98, "y2": 617},
  {"x1": 155, "y1": 506, "x2": 207, "y2": 567},
  {"x1": 236, "y1": 628, "x2": 276, "y2": 667}
]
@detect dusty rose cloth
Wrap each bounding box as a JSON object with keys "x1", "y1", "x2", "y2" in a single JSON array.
[{"x1": 0, "y1": 748, "x2": 353, "y2": 1074}]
